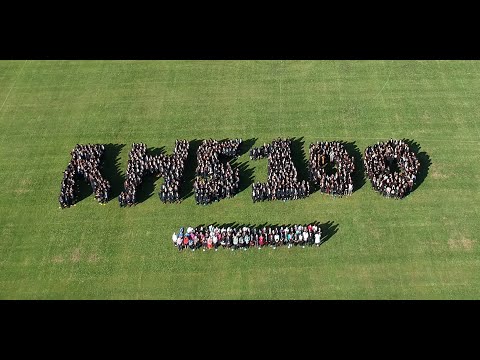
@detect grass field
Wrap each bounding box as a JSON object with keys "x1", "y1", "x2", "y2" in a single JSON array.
[{"x1": 0, "y1": 60, "x2": 479, "y2": 299}]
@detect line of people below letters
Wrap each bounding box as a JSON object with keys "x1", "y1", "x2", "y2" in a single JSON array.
[{"x1": 173, "y1": 224, "x2": 323, "y2": 251}]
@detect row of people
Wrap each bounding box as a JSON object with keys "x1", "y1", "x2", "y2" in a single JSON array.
[
  {"x1": 309, "y1": 141, "x2": 355, "y2": 196},
  {"x1": 194, "y1": 139, "x2": 242, "y2": 205},
  {"x1": 364, "y1": 139, "x2": 419, "y2": 199},
  {"x1": 59, "y1": 144, "x2": 110, "y2": 208},
  {"x1": 173, "y1": 224, "x2": 323, "y2": 251},
  {"x1": 252, "y1": 181, "x2": 310, "y2": 202},
  {"x1": 251, "y1": 138, "x2": 309, "y2": 202}
]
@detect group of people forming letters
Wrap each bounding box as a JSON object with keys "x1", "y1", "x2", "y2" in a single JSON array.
[
  {"x1": 59, "y1": 144, "x2": 110, "y2": 208},
  {"x1": 59, "y1": 138, "x2": 420, "y2": 207},
  {"x1": 309, "y1": 141, "x2": 355, "y2": 197},
  {"x1": 250, "y1": 138, "x2": 310, "y2": 202},
  {"x1": 118, "y1": 140, "x2": 189, "y2": 206},
  {"x1": 364, "y1": 139, "x2": 420, "y2": 199},
  {"x1": 194, "y1": 139, "x2": 242, "y2": 205}
]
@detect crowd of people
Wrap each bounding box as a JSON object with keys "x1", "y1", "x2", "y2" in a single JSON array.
[
  {"x1": 364, "y1": 139, "x2": 420, "y2": 199},
  {"x1": 309, "y1": 141, "x2": 355, "y2": 197},
  {"x1": 172, "y1": 223, "x2": 323, "y2": 251},
  {"x1": 59, "y1": 144, "x2": 110, "y2": 208},
  {"x1": 119, "y1": 140, "x2": 189, "y2": 206},
  {"x1": 59, "y1": 138, "x2": 423, "y2": 207},
  {"x1": 194, "y1": 139, "x2": 242, "y2": 205},
  {"x1": 250, "y1": 138, "x2": 309, "y2": 202}
]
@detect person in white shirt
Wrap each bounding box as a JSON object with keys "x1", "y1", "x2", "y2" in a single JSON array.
[
  {"x1": 303, "y1": 231, "x2": 309, "y2": 246},
  {"x1": 172, "y1": 232, "x2": 177, "y2": 247},
  {"x1": 315, "y1": 232, "x2": 321, "y2": 246},
  {"x1": 232, "y1": 235, "x2": 238, "y2": 251}
]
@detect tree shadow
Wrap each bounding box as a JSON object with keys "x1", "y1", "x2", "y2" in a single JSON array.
[
  {"x1": 403, "y1": 139, "x2": 431, "y2": 194},
  {"x1": 103, "y1": 143, "x2": 125, "y2": 200},
  {"x1": 179, "y1": 139, "x2": 202, "y2": 201},
  {"x1": 291, "y1": 137, "x2": 310, "y2": 184},
  {"x1": 340, "y1": 141, "x2": 365, "y2": 193},
  {"x1": 132, "y1": 145, "x2": 166, "y2": 204}
]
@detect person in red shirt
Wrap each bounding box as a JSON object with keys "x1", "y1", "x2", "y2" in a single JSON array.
[{"x1": 216, "y1": 233, "x2": 222, "y2": 251}]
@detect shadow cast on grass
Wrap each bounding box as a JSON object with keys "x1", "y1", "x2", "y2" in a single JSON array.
[
  {"x1": 231, "y1": 160, "x2": 255, "y2": 194},
  {"x1": 131, "y1": 145, "x2": 166, "y2": 204},
  {"x1": 319, "y1": 220, "x2": 339, "y2": 245},
  {"x1": 340, "y1": 141, "x2": 365, "y2": 193},
  {"x1": 403, "y1": 138, "x2": 431, "y2": 194},
  {"x1": 230, "y1": 138, "x2": 256, "y2": 195},
  {"x1": 237, "y1": 138, "x2": 257, "y2": 157},
  {"x1": 291, "y1": 137, "x2": 310, "y2": 184},
  {"x1": 74, "y1": 177, "x2": 94, "y2": 203},
  {"x1": 103, "y1": 143, "x2": 125, "y2": 200},
  {"x1": 179, "y1": 139, "x2": 203, "y2": 201}
]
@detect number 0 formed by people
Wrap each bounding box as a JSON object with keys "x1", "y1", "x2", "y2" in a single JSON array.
[{"x1": 58, "y1": 138, "x2": 421, "y2": 208}]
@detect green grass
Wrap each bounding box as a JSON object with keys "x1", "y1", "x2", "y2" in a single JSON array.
[{"x1": 0, "y1": 60, "x2": 479, "y2": 299}]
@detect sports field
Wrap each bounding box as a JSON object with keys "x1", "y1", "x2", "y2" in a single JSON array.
[{"x1": 0, "y1": 60, "x2": 479, "y2": 299}]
